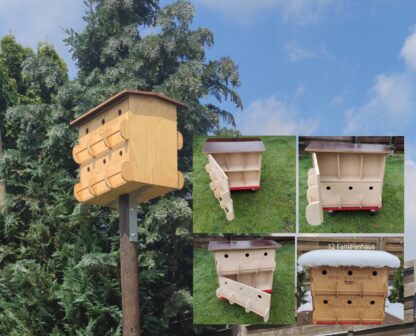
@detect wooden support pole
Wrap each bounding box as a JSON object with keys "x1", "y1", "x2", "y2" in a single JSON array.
[{"x1": 119, "y1": 194, "x2": 140, "y2": 336}]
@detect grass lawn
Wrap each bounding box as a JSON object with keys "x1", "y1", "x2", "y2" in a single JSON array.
[
  {"x1": 299, "y1": 153, "x2": 404, "y2": 233},
  {"x1": 193, "y1": 136, "x2": 296, "y2": 234},
  {"x1": 193, "y1": 244, "x2": 295, "y2": 325}
]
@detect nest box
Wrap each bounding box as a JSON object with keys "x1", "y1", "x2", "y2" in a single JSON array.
[
  {"x1": 71, "y1": 90, "x2": 185, "y2": 206},
  {"x1": 203, "y1": 138, "x2": 266, "y2": 221},
  {"x1": 298, "y1": 249, "x2": 400, "y2": 325},
  {"x1": 208, "y1": 240, "x2": 280, "y2": 322},
  {"x1": 305, "y1": 142, "x2": 391, "y2": 225}
]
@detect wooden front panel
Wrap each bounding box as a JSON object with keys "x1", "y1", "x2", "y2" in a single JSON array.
[
  {"x1": 310, "y1": 267, "x2": 388, "y2": 295},
  {"x1": 78, "y1": 98, "x2": 129, "y2": 147},
  {"x1": 214, "y1": 248, "x2": 276, "y2": 275},
  {"x1": 206, "y1": 155, "x2": 234, "y2": 221},
  {"x1": 319, "y1": 182, "x2": 383, "y2": 207},
  {"x1": 306, "y1": 153, "x2": 324, "y2": 225},
  {"x1": 311, "y1": 266, "x2": 388, "y2": 324},
  {"x1": 313, "y1": 295, "x2": 385, "y2": 324},
  {"x1": 217, "y1": 276, "x2": 272, "y2": 322}
]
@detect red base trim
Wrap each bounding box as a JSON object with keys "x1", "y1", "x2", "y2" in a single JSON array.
[
  {"x1": 220, "y1": 296, "x2": 226, "y2": 302},
  {"x1": 262, "y1": 289, "x2": 273, "y2": 294},
  {"x1": 323, "y1": 206, "x2": 382, "y2": 211},
  {"x1": 316, "y1": 321, "x2": 383, "y2": 325},
  {"x1": 230, "y1": 186, "x2": 261, "y2": 191}
]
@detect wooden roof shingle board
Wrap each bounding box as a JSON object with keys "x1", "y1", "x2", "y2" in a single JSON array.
[
  {"x1": 305, "y1": 141, "x2": 391, "y2": 154},
  {"x1": 70, "y1": 89, "x2": 185, "y2": 126}
]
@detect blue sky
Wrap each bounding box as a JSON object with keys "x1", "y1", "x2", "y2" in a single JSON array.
[{"x1": 1, "y1": 0, "x2": 415, "y2": 258}]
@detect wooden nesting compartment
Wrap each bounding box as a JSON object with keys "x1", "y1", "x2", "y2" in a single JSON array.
[
  {"x1": 310, "y1": 266, "x2": 388, "y2": 324},
  {"x1": 305, "y1": 142, "x2": 391, "y2": 226},
  {"x1": 203, "y1": 138, "x2": 265, "y2": 220},
  {"x1": 71, "y1": 90, "x2": 185, "y2": 206},
  {"x1": 298, "y1": 250, "x2": 400, "y2": 325},
  {"x1": 208, "y1": 240, "x2": 280, "y2": 322}
]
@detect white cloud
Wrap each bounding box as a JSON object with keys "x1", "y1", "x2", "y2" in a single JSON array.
[
  {"x1": 405, "y1": 158, "x2": 416, "y2": 261},
  {"x1": 330, "y1": 89, "x2": 348, "y2": 106},
  {"x1": 344, "y1": 73, "x2": 415, "y2": 134},
  {"x1": 237, "y1": 96, "x2": 319, "y2": 135},
  {"x1": 401, "y1": 28, "x2": 416, "y2": 71},
  {"x1": 195, "y1": 0, "x2": 336, "y2": 25},
  {"x1": 284, "y1": 42, "x2": 316, "y2": 62},
  {"x1": 343, "y1": 28, "x2": 416, "y2": 134},
  {"x1": 0, "y1": 0, "x2": 85, "y2": 78}
]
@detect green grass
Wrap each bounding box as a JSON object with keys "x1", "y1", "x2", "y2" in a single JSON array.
[
  {"x1": 299, "y1": 154, "x2": 404, "y2": 233},
  {"x1": 193, "y1": 136, "x2": 296, "y2": 233},
  {"x1": 193, "y1": 244, "x2": 295, "y2": 325}
]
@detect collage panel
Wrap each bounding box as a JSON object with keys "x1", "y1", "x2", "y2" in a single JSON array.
[
  {"x1": 193, "y1": 136, "x2": 296, "y2": 234},
  {"x1": 299, "y1": 136, "x2": 404, "y2": 233},
  {"x1": 297, "y1": 236, "x2": 404, "y2": 328},
  {"x1": 193, "y1": 235, "x2": 295, "y2": 325}
]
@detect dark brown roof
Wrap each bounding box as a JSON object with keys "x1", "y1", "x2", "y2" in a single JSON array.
[
  {"x1": 305, "y1": 142, "x2": 391, "y2": 154},
  {"x1": 208, "y1": 240, "x2": 280, "y2": 251},
  {"x1": 70, "y1": 89, "x2": 185, "y2": 126},
  {"x1": 202, "y1": 138, "x2": 265, "y2": 154}
]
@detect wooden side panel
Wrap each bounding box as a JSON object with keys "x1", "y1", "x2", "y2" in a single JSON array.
[
  {"x1": 129, "y1": 95, "x2": 180, "y2": 189},
  {"x1": 206, "y1": 155, "x2": 234, "y2": 221},
  {"x1": 217, "y1": 276, "x2": 272, "y2": 322}
]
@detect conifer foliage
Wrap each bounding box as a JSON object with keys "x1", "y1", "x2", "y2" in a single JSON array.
[{"x1": 0, "y1": 1, "x2": 241, "y2": 335}]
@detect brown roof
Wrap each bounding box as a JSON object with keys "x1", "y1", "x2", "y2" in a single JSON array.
[
  {"x1": 208, "y1": 240, "x2": 280, "y2": 251},
  {"x1": 202, "y1": 138, "x2": 265, "y2": 154},
  {"x1": 305, "y1": 142, "x2": 391, "y2": 154},
  {"x1": 70, "y1": 89, "x2": 185, "y2": 126}
]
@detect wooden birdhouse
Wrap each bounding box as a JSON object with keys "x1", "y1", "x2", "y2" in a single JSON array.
[
  {"x1": 203, "y1": 138, "x2": 266, "y2": 221},
  {"x1": 298, "y1": 249, "x2": 400, "y2": 325},
  {"x1": 305, "y1": 142, "x2": 390, "y2": 226},
  {"x1": 208, "y1": 240, "x2": 280, "y2": 322},
  {"x1": 71, "y1": 90, "x2": 185, "y2": 206}
]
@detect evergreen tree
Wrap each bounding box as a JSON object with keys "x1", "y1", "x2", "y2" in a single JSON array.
[
  {"x1": 389, "y1": 258, "x2": 404, "y2": 303},
  {"x1": 296, "y1": 268, "x2": 308, "y2": 308},
  {"x1": 0, "y1": 1, "x2": 242, "y2": 335}
]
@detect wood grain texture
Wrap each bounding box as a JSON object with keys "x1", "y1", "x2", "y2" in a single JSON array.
[{"x1": 119, "y1": 195, "x2": 140, "y2": 336}]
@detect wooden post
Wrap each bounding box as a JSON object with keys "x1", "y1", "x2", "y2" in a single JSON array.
[{"x1": 119, "y1": 194, "x2": 140, "y2": 336}]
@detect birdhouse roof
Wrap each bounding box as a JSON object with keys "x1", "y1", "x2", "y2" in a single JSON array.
[
  {"x1": 202, "y1": 138, "x2": 266, "y2": 154},
  {"x1": 70, "y1": 90, "x2": 185, "y2": 126},
  {"x1": 298, "y1": 249, "x2": 400, "y2": 269},
  {"x1": 305, "y1": 142, "x2": 391, "y2": 154},
  {"x1": 208, "y1": 240, "x2": 280, "y2": 251}
]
